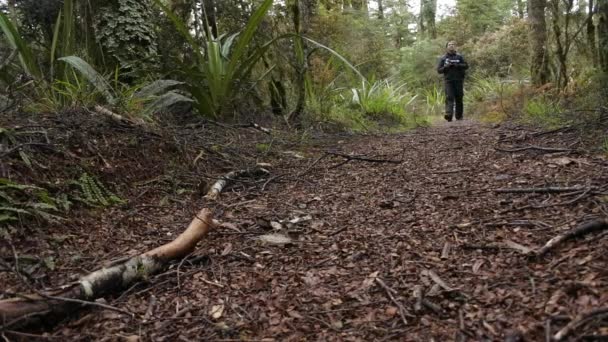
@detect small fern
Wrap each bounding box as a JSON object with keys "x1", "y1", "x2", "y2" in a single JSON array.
[{"x1": 74, "y1": 173, "x2": 125, "y2": 207}]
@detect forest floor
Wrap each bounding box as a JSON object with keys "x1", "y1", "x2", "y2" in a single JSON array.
[{"x1": 1, "y1": 111, "x2": 608, "y2": 341}]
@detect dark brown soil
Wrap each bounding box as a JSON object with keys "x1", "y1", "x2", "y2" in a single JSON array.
[{"x1": 1, "y1": 113, "x2": 607, "y2": 341}]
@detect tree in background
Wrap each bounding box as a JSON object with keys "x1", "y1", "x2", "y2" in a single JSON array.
[
  {"x1": 528, "y1": 0, "x2": 550, "y2": 85},
  {"x1": 599, "y1": 0, "x2": 608, "y2": 73},
  {"x1": 418, "y1": 0, "x2": 437, "y2": 39},
  {"x1": 94, "y1": 0, "x2": 159, "y2": 76}
]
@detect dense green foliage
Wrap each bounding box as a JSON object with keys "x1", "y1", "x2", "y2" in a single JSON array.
[{"x1": 0, "y1": 0, "x2": 606, "y2": 129}]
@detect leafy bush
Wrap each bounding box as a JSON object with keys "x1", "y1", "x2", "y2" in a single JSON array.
[
  {"x1": 351, "y1": 79, "x2": 417, "y2": 119},
  {"x1": 466, "y1": 18, "x2": 529, "y2": 78},
  {"x1": 397, "y1": 39, "x2": 445, "y2": 89},
  {"x1": 155, "y1": 0, "x2": 274, "y2": 118},
  {"x1": 420, "y1": 84, "x2": 445, "y2": 116},
  {"x1": 94, "y1": 0, "x2": 159, "y2": 75},
  {"x1": 521, "y1": 97, "x2": 567, "y2": 128}
]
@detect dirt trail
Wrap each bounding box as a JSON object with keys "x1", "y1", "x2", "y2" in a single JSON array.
[{"x1": 3, "y1": 119, "x2": 608, "y2": 341}]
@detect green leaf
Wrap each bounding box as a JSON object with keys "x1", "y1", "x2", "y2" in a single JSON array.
[
  {"x1": 58, "y1": 56, "x2": 117, "y2": 105},
  {"x1": 135, "y1": 80, "x2": 184, "y2": 98},
  {"x1": 144, "y1": 91, "x2": 193, "y2": 115},
  {"x1": 0, "y1": 12, "x2": 42, "y2": 78}
]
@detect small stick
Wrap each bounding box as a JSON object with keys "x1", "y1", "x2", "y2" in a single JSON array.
[
  {"x1": 441, "y1": 242, "x2": 451, "y2": 259},
  {"x1": 375, "y1": 278, "x2": 409, "y2": 325},
  {"x1": 494, "y1": 145, "x2": 572, "y2": 153},
  {"x1": 426, "y1": 270, "x2": 454, "y2": 291},
  {"x1": 412, "y1": 285, "x2": 423, "y2": 312},
  {"x1": 433, "y1": 168, "x2": 471, "y2": 174},
  {"x1": 326, "y1": 151, "x2": 402, "y2": 164}
]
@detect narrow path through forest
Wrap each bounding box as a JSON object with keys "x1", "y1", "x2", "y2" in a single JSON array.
[{"x1": 5, "y1": 119, "x2": 608, "y2": 341}]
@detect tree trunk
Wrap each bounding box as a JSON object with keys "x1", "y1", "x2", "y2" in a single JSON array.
[
  {"x1": 517, "y1": 0, "x2": 526, "y2": 18},
  {"x1": 418, "y1": 0, "x2": 437, "y2": 39},
  {"x1": 288, "y1": 0, "x2": 308, "y2": 125},
  {"x1": 529, "y1": 0, "x2": 550, "y2": 86},
  {"x1": 588, "y1": 0, "x2": 597, "y2": 66},
  {"x1": 551, "y1": 0, "x2": 567, "y2": 88},
  {"x1": 377, "y1": 0, "x2": 384, "y2": 19},
  {"x1": 599, "y1": 0, "x2": 608, "y2": 74}
]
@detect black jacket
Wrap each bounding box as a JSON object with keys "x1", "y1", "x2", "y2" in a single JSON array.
[{"x1": 437, "y1": 53, "x2": 468, "y2": 81}]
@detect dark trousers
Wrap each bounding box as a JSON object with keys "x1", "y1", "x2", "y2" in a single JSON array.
[{"x1": 445, "y1": 80, "x2": 464, "y2": 119}]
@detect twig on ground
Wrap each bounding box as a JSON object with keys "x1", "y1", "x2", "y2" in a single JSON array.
[
  {"x1": 494, "y1": 145, "x2": 572, "y2": 153},
  {"x1": 432, "y1": 168, "x2": 471, "y2": 174},
  {"x1": 494, "y1": 186, "x2": 588, "y2": 194},
  {"x1": 326, "y1": 151, "x2": 402, "y2": 165},
  {"x1": 374, "y1": 278, "x2": 410, "y2": 326}
]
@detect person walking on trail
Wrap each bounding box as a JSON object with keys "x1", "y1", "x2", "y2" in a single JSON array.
[{"x1": 437, "y1": 41, "x2": 469, "y2": 122}]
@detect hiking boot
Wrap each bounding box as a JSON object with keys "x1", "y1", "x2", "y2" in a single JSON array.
[
  {"x1": 444, "y1": 114, "x2": 452, "y2": 122},
  {"x1": 456, "y1": 116, "x2": 463, "y2": 121}
]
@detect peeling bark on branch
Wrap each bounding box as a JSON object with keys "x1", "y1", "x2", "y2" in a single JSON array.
[
  {"x1": 0, "y1": 209, "x2": 215, "y2": 330},
  {"x1": 204, "y1": 167, "x2": 270, "y2": 201}
]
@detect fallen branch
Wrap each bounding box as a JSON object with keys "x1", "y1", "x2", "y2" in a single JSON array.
[
  {"x1": 205, "y1": 166, "x2": 270, "y2": 201},
  {"x1": 326, "y1": 151, "x2": 402, "y2": 165},
  {"x1": 432, "y1": 168, "x2": 471, "y2": 175},
  {"x1": 495, "y1": 186, "x2": 588, "y2": 194},
  {"x1": 553, "y1": 307, "x2": 608, "y2": 341},
  {"x1": 0, "y1": 209, "x2": 216, "y2": 330},
  {"x1": 534, "y1": 219, "x2": 608, "y2": 257},
  {"x1": 94, "y1": 105, "x2": 144, "y2": 127},
  {"x1": 246, "y1": 122, "x2": 272, "y2": 135},
  {"x1": 375, "y1": 278, "x2": 410, "y2": 325},
  {"x1": 494, "y1": 145, "x2": 572, "y2": 153}
]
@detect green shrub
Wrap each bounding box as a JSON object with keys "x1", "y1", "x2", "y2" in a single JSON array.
[
  {"x1": 521, "y1": 97, "x2": 567, "y2": 128},
  {"x1": 397, "y1": 39, "x2": 445, "y2": 88},
  {"x1": 466, "y1": 18, "x2": 529, "y2": 78}
]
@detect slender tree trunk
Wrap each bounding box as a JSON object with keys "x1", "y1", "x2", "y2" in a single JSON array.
[
  {"x1": 599, "y1": 0, "x2": 608, "y2": 74},
  {"x1": 202, "y1": 0, "x2": 219, "y2": 38},
  {"x1": 551, "y1": 0, "x2": 575, "y2": 89},
  {"x1": 589, "y1": 0, "x2": 598, "y2": 66},
  {"x1": 517, "y1": 0, "x2": 526, "y2": 18},
  {"x1": 288, "y1": 0, "x2": 315, "y2": 125},
  {"x1": 529, "y1": 0, "x2": 550, "y2": 86},
  {"x1": 428, "y1": 0, "x2": 437, "y2": 38},
  {"x1": 418, "y1": 0, "x2": 437, "y2": 39},
  {"x1": 377, "y1": 0, "x2": 384, "y2": 19},
  {"x1": 418, "y1": 0, "x2": 426, "y2": 36}
]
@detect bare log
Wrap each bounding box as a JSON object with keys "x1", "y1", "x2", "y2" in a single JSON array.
[
  {"x1": 204, "y1": 167, "x2": 269, "y2": 201},
  {"x1": 0, "y1": 209, "x2": 215, "y2": 329},
  {"x1": 535, "y1": 219, "x2": 608, "y2": 257}
]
